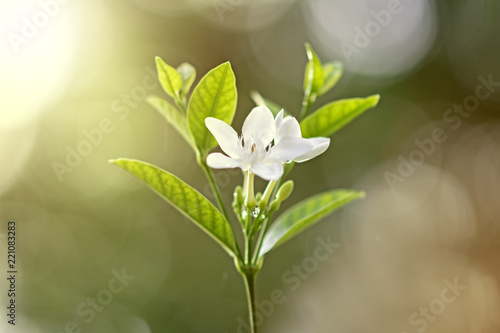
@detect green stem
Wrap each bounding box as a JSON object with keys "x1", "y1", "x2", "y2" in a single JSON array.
[
  {"x1": 200, "y1": 161, "x2": 230, "y2": 223},
  {"x1": 299, "y1": 94, "x2": 311, "y2": 121},
  {"x1": 260, "y1": 180, "x2": 277, "y2": 208},
  {"x1": 251, "y1": 217, "x2": 268, "y2": 264},
  {"x1": 299, "y1": 92, "x2": 318, "y2": 121},
  {"x1": 252, "y1": 210, "x2": 276, "y2": 264},
  {"x1": 241, "y1": 269, "x2": 258, "y2": 333},
  {"x1": 245, "y1": 232, "x2": 253, "y2": 265},
  {"x1": 174, "y1": 96, "x2": 187, "y2": 114},
  {"x1": 202, "y1": 161, "x2": 244, "y2": 260},
  {"x1": 275, "y1": 162, "x2": 294, "y2": 193}
]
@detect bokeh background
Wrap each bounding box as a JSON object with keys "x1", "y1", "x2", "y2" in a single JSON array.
[{"x1": 1, "y1": 0, "x2": 500, "y2": 332}]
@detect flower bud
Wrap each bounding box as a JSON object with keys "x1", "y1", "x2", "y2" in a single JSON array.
[
  {"x1": 232, "y1": 186, "x2": 244, "y2": 222},
  {"x1": 233, "y1": 186, "x2": 244, "y2": 206},
  {"x1": 269, "y1": 200, "x2": 281, "y2": 213},
  {"x1": 275, "y1": 180, "x2": 294, "y2": 204},
  {"x1": 258, "y1": 180, "x2": 277, "y2": 211},
  {"x1": 267, "y1": 180, "x2": 294, "y2": 214},
  {"x1": 244, "y1": 172, "x2": 256, "y2": 209}
]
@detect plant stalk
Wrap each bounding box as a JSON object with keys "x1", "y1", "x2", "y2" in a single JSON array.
[
  {"x1": 245, "y1": 232, "x2": 253, "y2": 264},
  {"x1": 299, "y1": 94, "x2": 311, "y2": 121},
  {"x1": 200, "y1": 161, "x2": 230, "y2": 223},
  {"x1": 252, "y1": 217, "x2": 269, "y2": 264},
  {"x1": 241, "y1": 269, "x2": 258, "y2": 333}
]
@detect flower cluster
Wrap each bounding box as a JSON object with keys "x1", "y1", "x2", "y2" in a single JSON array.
[{"x1": 205, "y1": 106, "x2": 330, "y2": 181}]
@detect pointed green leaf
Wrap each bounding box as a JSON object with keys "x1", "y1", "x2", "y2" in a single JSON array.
[
  {"x1": 318, "y1": 61, "x2": 343, "y2": 96},
  {"x1": 259, "y1": 189, "x2": 365, "y2": 257},
  {"x1": 147, "y1": 95, "x2": 195, "y2": 149},
  {"x1": 111, "y1": 159, "x2": 237, "y2": 257},
  {"x1": 177, "y1": 62, "x2": 197, "y2": 97},
  {"x1": 300, "y1": 94, "x2": 380, "y2": 138},
  {"x1": 155, "y1": 57, "x2": 183, "y2": 99},
  {"x1": 187, "y1": 62, "x2": 237, "y2": 152},
  {"x1": 303, "y1": 43, "x2": 324, "y2": 95},
  {"x1": 249, "y1": 90, "x2": 284, "y2": 116}
]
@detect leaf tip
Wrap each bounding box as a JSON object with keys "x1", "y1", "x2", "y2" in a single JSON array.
[
  {"x1": 370, "y1": 94, "x2": 381, "y2": 105},
  {"x1": 109, "y1": 158, "x2": 127, "y2": 166},
  {"x1": 304, "y1": 43, "x2": 314, "y2": 60},
  {"x1": 154, "y1": 57, "x2": 163, "y2": 69},
  {"x1": 358, "y1": 190, "x2": 367, "y2": 199},
  {"x1": 145, "y1": 95, "x2": 157, "y2": 104}
]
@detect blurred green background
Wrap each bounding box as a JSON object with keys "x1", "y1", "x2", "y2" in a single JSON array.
[{"x1": 1, "y1": 0, "x2": 500, "y2": 332}]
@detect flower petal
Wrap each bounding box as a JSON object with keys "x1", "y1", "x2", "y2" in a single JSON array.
[
  {"x1": 276, "y1": 116, "x2": 301, "y2": 142},
  {"x1": 266, "y1": 136, "x2": 313, "y2": 164},
  {"x1": 242, "y1": 106, "x2": 275, "y2": 146},
  {"x1": 275, "y1": 109, "x2": 285, "y2": 129},
  {"x1": 252, "y1": 162, "x2": 284, "y2": 181},
  {"x1": 294, "y1": 137, "x2": 331, "y2": 163},
  {"x1": 205, "y1": 117, "x2": 240, "y2": 158},
  {"x1": 206, "y1": 153, "x2": 241, "y2": 169}
]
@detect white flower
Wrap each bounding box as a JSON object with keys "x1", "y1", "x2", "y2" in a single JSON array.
[
  {"x1": 205, "y1": 106, "x2": 329, "y2": 181},
  {"x1": 274, "y1": 110, "x2": 330, "y2": 163}
]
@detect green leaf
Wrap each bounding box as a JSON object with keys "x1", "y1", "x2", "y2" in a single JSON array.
[
  {"x1": 259, "y1": 189, "x2": 365, "y2": 257},
  {"x1": 156, "y1": 57, "x2": 183, "y2": 100},
  {"x1": 111, "y1": 159, "x2": 238, "y2": 257},
  {"x1": 300, "y1": 94, "x2": 380, "y2": 138},
  {"x1": 147, "y1": 95, "x2": 195, "y2": 149},
  {"x1": 176, "y1": 62, "x2": 196, "y2": 97},
  {"x1": 249, "y1": 90, "x2": 284, "y2": 116},
  {"x1": 187, "y1": 62, "x2": 237, "y2": 153},
  {"x1": 303, "y1": 43, "x2": 324, "y2": 95},
  {"x1": 318, "y1": 61, "x2": 343, "y2": 96}
]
